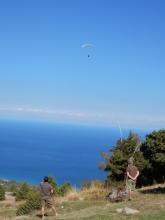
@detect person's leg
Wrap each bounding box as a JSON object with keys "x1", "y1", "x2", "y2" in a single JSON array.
[
  {"x1": 128, "y1": 189, "x2": 131, "y2": 200},
  {"x1": 129, "y1": 180, "x2": 135, "y2": 200},
  {"x1": 41, "y1": 200, "x2": 45, "y2": 219},
  {"x1": 126, "y1": 180, "x2": 132, "y2": 200},
  {"x1": 129, "y1": 190, "x2": 134, "y2": 200},
  {"x1": 41, "y1": 207, "x2": 45, "y2": 219},
  {"x1": 47, "y1": 198, "x2": 59, "y2": 216},
  {"x1": 52, "y1": 205, "x2": 59, "y2": 216}
]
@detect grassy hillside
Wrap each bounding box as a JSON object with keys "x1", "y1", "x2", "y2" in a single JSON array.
[{"x1": 1, "y1": 185, "x2": 165, "y2": 220}]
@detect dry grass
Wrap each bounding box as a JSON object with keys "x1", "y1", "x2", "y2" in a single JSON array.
[
  {"x1": 55, "y1": 185, "x2": 110, "y2": 202},
  {"x1": 1, "y1": 184, "x2": 165, "y2": 220}
]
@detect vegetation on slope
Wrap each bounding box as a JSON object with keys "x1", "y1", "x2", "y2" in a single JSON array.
[
  {"x1": 1, "y1": 183, "x2": 165, "y2": 220},
  {"x1": 99, "y1": 129, "x2": 165, "y2": 187},
  {"x1": 1, "y1": 129, "x2": 165, "y2": 219}
]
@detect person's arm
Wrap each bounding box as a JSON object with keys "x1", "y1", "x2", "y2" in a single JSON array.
[
  {"x1": 133, "y1": 170, "x2": 139, "y2": 180},
  {"x1": 126, "y1": 171, "x2": 134, "y2": 180},
  {"x1": 127, "y1": 170, "x2": 139, "y2": 181},
  {"x1": 50, "y1": 185, "x2": 53, "y2": 194}
]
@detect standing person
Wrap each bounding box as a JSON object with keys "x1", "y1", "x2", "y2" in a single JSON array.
[
  {"x1": 126, "y1": 159, "x2": 139, "y2": 201},
  {"x1": 40, "y1": 176, "x2": 59, "y2": 219}
]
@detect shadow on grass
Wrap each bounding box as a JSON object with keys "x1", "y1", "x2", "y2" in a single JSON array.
[
  {"x1": 36, "y1": 213, "x2": 49, "y2": 219},
  {"x1": 139, "y1": 186, "x2": 165, "y2": 194},
  {"x1": 36, "y1": 214, "x2": 42, "y2": 219}
]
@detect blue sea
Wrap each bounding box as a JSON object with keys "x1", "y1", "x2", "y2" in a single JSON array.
[{"x1": 0, "y1": 119, "x2": 152, "y2": 188}]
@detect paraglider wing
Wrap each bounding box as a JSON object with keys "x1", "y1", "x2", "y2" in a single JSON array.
[{"x1": 82, "y1": 44, "x2": 95, "y2": 49}]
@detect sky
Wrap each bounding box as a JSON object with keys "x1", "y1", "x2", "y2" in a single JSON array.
[{"x1": 0, "y1": 0, "x2": 165, "y2": 130}]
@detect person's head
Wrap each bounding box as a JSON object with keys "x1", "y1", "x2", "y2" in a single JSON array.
[
  {"x1": 128, "y1": 159, "x2": 133, "y2": 165},
  {"x1": 44, "y1": 176, "x2": 49, "y2": 182}
]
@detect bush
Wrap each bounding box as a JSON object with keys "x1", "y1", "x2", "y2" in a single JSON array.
[
  {"x1": 7, "y1": 184, "x2": 18, "y2": 196},
  {"x1": 16, "y1": 190, "x2": 40, "y2": 216},
  {"x1": 16, "y1": 203, "x2": 31, "y2": 216},
  {"x1": 15, "y1": 181, "x2": 30, "y2": 201},
  {"x1": 58, "y1": 182, "x2": 72, "y2": 196},
  {"x1": 48, "y1": 176, "x2": 58, "y2": 196},
  {"x1": 81, "y1": 179, "x2": 92, "y2": 189},
  {"x1": 0, "y1": 185, "x2": 5, "y2": 201},
  {"x1": 92, "y1": 180, "x2": 104, "y2": 188}
]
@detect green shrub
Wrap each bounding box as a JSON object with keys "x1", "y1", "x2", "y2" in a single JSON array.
[
  {"x1": 0, "y1": 185, "x2": 5, "y2": 201},
  {"x1": 48, "y1": 176, "x2": 58, "y2": 196},
  {"x1": 16, "y1": 203, "x2": 31, "y2": 215},
  {"x1": 8, "y1": 184, "x2": 17, "y2": 192},
  {"x1": 16, "y1": 181, "x2": 30, "y2": 201},
  {"x1": 81, "y1": 179, "x2": 92, "y2": 189},
  {"x1": 7, "y1": 184, "x2": 18, "y2": 196},
  {"x1": 16, "y1": 190, "x2": 40, "y2": 216},
  {"x1": 58, "y1": 182, "x2": 72, "y2": 196}
]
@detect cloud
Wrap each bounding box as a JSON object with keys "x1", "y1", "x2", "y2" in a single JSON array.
[
  {"x1": 0, "y1": 107, "x2": 95, "y2": 118},
  {"x1": 0, "y1": 107, "x2": 165, "y2": 129},
  {"x1": 26, "y1": 109, "x2": 44, "y2": 113}
]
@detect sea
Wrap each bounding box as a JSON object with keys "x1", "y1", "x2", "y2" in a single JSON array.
[{"x1": 0, "y1": 119, "x2": 152, "y2": 188}]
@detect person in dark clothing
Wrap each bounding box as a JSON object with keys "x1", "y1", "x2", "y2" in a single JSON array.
[
  {"x1": 40, "y1": 176, "x2": 59, "y2": 219},
  {"x1": 126, "y1": 159, "x2": 139, "y2": 201}
]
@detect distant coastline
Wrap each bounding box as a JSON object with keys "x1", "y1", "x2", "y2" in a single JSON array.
[{"x1": 0, "y1": 178, "x2": 39, "y2": 189}]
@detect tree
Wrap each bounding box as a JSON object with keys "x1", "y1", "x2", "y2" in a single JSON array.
[
  {"x1": 0, "y1": 185, "x2": 5, "y2": 201},
  {"x1": 16, "y1": 190, "x2": 40, "y2": 216},
  {"x1": 8, "y1": 184, "x2": 18, "y2": 196},
  {"x1": 16, "y1": 181, "x2": 30, "y2": 201},
  {"x1": 48, "y1": 176, "x2": 58, "y2": 196},
  {"x1": 47, "y1": 176, "x2": 71, "y2": 196},
  {"x1": 98, "y1": 131, "x2": 149, "y2": 187},
  {"x1": 58, "y1": 182, "x2": 72, "y2": 196},
  {"x1": 140, "y1": 129, "x2": 165, "y2": 184}
]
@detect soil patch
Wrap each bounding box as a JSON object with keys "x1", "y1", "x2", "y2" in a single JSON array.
[{"x1": 0, "y1": 194, "x2": 15, "y2": 204}]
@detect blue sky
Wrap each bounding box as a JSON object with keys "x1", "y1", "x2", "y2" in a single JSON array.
[{"x1": 0, "y1": 0, "x2": 165, "y2": 130}]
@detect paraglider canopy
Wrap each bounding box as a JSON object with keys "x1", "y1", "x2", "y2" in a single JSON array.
[
  {"x1": 82, "y1": 44, "x2": 95, "y2": 57},
  {"x1": 82, "y1": 44, "x2": 95, "y2": 49}
]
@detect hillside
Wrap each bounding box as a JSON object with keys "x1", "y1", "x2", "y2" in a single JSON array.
[
  {"x1": 0, "y1": 178, "x2": 39, "y2": 190},
  {"x1": 1, "y1": 185, "x2": 165, "y2": 220}
]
